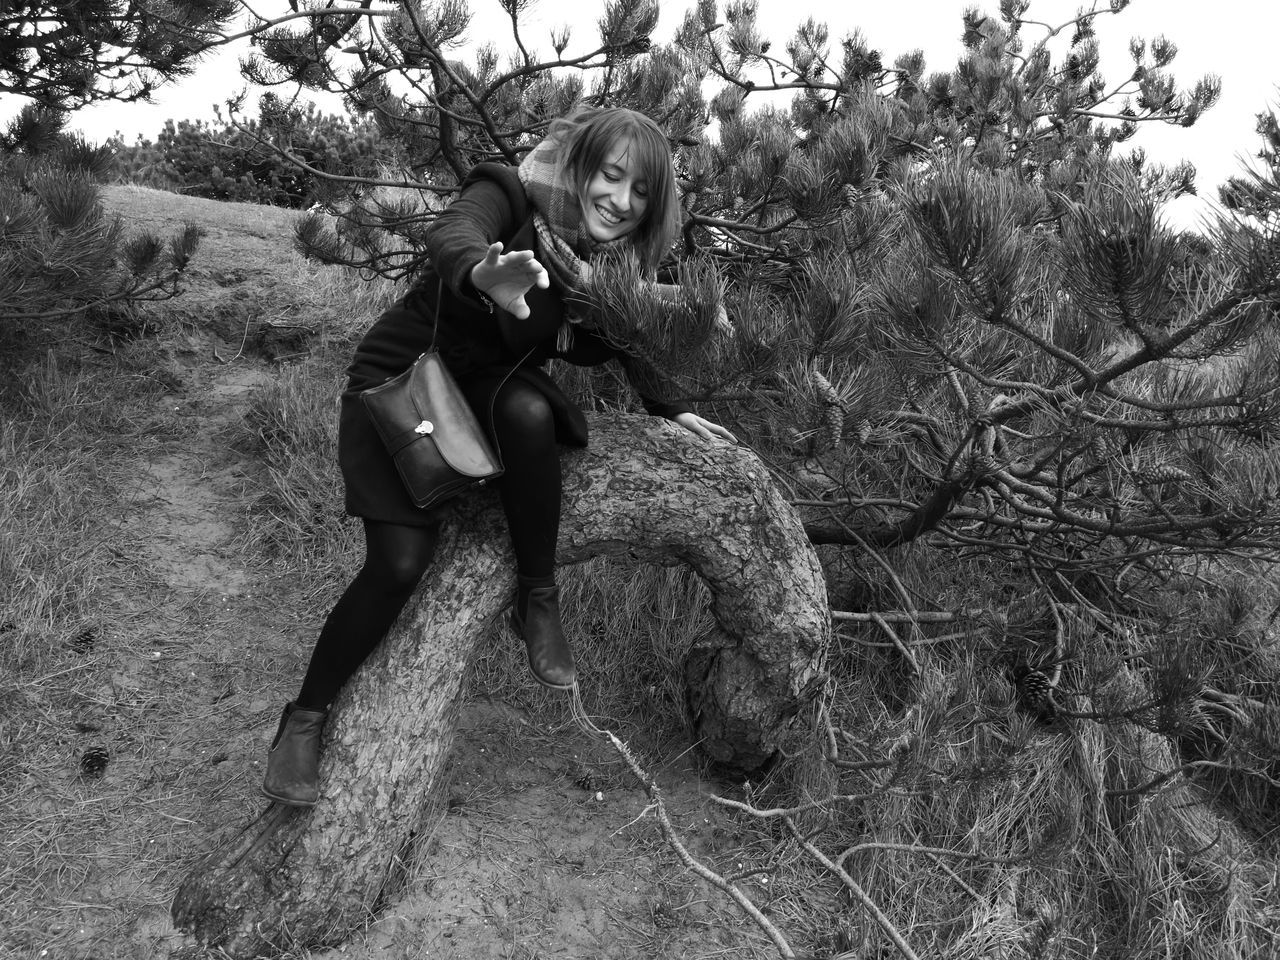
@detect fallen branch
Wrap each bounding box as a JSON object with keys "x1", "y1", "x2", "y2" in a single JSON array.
[
  {"x1": 831, "y1": 609, "x2": 985, "y2": 624},
  {"x1": 782, "y1": 816, "x2": 921, "y2": 960},
  {"x1": 573, "y1": 691, "x2": 797, "y2": 959}
]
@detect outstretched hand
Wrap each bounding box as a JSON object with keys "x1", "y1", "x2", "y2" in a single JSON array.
[
  {"x1": 673, "y1": 412, "x2": 738, "y2": 444},
  {"x1": 469, "y1": 242, "x2": 550, "y2": 320}
]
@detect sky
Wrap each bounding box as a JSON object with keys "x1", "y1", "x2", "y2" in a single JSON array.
[{"x1": 53, "y1": 0, "x2": 1280, "y2": 228}]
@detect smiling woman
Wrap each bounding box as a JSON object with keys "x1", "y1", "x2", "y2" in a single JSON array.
[{"x1": 260, "y1": 104, "x2": 736, "y2": 809}]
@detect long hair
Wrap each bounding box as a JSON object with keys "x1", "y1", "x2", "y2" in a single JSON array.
[{"x1": 547, "y1": 106, "x2": 680, "y2": 272}]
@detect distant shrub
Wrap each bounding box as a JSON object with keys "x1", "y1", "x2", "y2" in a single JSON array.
[{"x1": 108, "y1": 103, "x2": 384, "y2": 208}]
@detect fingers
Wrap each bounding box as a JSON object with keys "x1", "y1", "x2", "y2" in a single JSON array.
[
  {"x1": 494, "y1": 248, "x2": 549, "y2": 288},
  {"x1": 505, "y1": 296, "x2": 531, "y2": 320},
  {"x1": 675, "y1": 413, "x2": 738, "y2": 445},
  {"x1": 705, "y1": 422, "x2": 738, "y2": 444},
  {"x1": 508, "y1": 253, "x2": 549, "y2": 288},
  {"x1": 483, "y1": 244, "x2": 539, "y2": 274}
]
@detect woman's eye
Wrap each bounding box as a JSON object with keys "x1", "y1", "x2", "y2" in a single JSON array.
[{"x1": 603, "y1": 172, "x2": 620, "y2": 183}]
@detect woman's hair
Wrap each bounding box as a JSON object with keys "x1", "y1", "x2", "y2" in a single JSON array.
[{"x1": 548, "y1": 106, "x2": 680, "y2": 271}]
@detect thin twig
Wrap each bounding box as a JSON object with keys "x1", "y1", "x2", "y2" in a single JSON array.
[
  {"x1": 837, "y1": 630, "x2": 972, "y2": 648},
  {"x1": 782, "y1": 816, "x2": 921, "y2": 960},
  {"x1": 832, "y1": 609, "x2": 984, "y2": 624},
  {"x1": 705, "y1": 789, "x2": 917, "y2": 819},
  {"x1": 870, "y1": 613, "x2": 921, "y2": 676},
  {"x1": 568, "y1": 687, "x2": 796, "y2": 958}
]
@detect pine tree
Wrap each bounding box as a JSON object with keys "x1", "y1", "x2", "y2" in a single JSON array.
[
  {"x1": 1220, "y1": 100, "x2": 1280, "y2": 223},
  {"x1": 249, "y1": 0, "x2": 1279, "y2": 773},
  {"x1": 1, "y1": 0, "x2": 237, "y2": 109},
  {"x1": 0, "y1": 105, "x2": 201, "y2": 332},
  {"x1": 177, "y1": 2, "x2": 1280, "y2": 955},
  {"x1": 0, "y1": 0, "x2": 229, "y2": 335}
]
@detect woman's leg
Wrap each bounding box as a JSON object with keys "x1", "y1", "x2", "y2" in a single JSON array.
[
  {"x1": 490, "y1": 379, "x2": 575, "y2": 688},
  {"x1": 491, "y1": 379, "x2": 560, "y2": 587},
  {"x1": 264, "y1": 519, "x2": 440, "y2": 806},
  {"x1": 295, "y1": 519, "x2": 442, "y2": 710}
]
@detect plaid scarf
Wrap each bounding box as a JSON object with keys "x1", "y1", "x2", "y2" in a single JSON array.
[{"x1": 518, "y1": 136, "x2": 633, "y2": 349}]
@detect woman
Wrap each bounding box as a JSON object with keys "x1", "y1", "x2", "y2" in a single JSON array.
[{"x1": 262, "y1": 106, "x2": 735, "y2": 807}]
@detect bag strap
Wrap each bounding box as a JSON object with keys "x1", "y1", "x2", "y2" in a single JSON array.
[{"x1": 428, "y1": 276, "x2": 443, "y2": 354}]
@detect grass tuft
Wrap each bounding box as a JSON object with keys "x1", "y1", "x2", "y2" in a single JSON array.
[{"x1": 239, "y1": 355, "x2": 360, "y2": 573}]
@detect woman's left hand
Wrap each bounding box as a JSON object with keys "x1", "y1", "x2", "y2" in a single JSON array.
[{"x1": 673, "y1": 412, "x2": 738, "y2": 444}]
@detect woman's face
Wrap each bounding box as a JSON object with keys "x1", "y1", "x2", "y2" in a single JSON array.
[{"x1": 579, "y1": 137, "x2": 650, "y2": 243}]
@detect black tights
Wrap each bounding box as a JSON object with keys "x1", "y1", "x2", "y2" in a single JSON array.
[{"x1": 295, "y1": 378, "x2": 561, "y2": 710}]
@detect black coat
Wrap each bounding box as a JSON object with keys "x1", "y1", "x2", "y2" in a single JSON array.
[{"x1": 338, "y1": 163, "x2": 692, "y2": 526}]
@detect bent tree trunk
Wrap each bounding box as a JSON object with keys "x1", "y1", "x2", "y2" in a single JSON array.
[{"x1": 172, "y1": 412, "x2": 830, "y2": 956}]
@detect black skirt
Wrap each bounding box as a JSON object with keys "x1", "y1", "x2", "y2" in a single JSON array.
[{"x1": 338, "y1": 362, "x2": 589, "y2": 528}]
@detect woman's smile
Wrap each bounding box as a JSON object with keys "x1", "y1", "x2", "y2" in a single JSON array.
[{"x1": 593, "y1": 205, "x2": 623, "y2": 225}]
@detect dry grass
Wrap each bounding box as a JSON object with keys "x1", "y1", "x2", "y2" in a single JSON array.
[
  {"x1": 0, "y1": 345, "x2": 191, "y2": 953},
  {"x1": 238, "y1": 355, "x2": 359, "y2": 572}
]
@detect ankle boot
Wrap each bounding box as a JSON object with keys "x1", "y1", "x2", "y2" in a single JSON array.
[
  {"x1": 261, "y1": 701, "x2": 327, "y2": 807},
  {"x1": 510, "y1": 584, "x2": 576, "y2": 690}
]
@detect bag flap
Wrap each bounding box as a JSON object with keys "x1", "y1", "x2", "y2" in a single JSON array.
[
  {"x1": 410, "y1": 354, "x2": 501, "y2": 478},
  {"x1": 360, "y1": 365, "x2": 420, "y2": 449}
]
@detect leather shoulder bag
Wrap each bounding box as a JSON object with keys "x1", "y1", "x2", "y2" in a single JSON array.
[{"x1": 359, "y1": 281, "x2": 504, "y2": 510}]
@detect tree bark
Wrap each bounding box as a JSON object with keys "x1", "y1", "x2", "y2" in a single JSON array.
[{"x1": 171, "y1": 412, "x2": 830, "y2": 956}]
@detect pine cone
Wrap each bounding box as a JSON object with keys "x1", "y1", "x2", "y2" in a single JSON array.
[
  {"x1": 651, "y1": 902, "x2": 681, "y2": 929},
  {"x1": 810, "y1": 369, "x2": 838, "y2": 405},
  {"x1": 67, "y1": 625, "x2": 99, "y2": 652},
  {"x1": 810, "y1": 369, "x2": 845, "y2": 450},
  {"x1": 820, "y1": 402, "x2": 845, "y2": 451},
  {"x1": 571, "y1": 765, "x2": 607, "y2": 792},
  {"x1": 855, "y1": 418, "x2": 872, "y2": 446},
  {"x1": 80, "y1": 747, "x2": 110, "y2": 779},
  {"x1": 1015, "y1": 669, "x2": 1057, "y2": 720},
  {"x1": 1130, "y1": 464, "x2": 1192, "y2": 486},
  {"x1": 1088, "y1": 434, "x2": 1114, "y2": 463}
]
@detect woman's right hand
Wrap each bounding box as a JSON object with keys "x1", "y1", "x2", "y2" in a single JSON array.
[{"x1": 469, "y1": 242, "x2": 549, "y2": 320}]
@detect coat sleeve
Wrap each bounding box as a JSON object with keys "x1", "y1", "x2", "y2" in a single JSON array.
[
  {"x1": 423, "y1": 177, "x2": 520, "y2": 303},
  {"x1": 615, "y1": 351, "x2": 693, "y2": 420}
]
